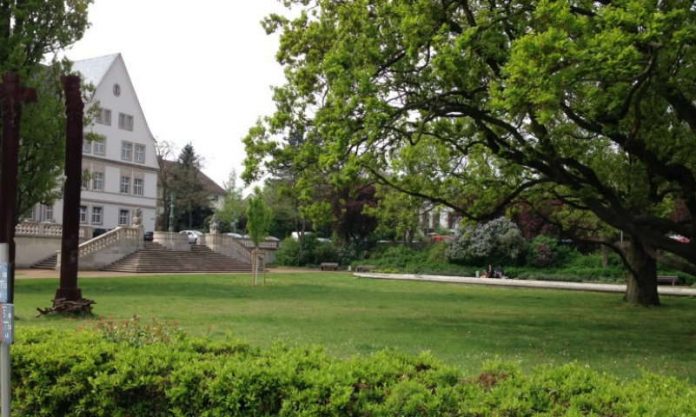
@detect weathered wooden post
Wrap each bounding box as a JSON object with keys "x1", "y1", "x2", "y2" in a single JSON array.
[
  {"x1": 0, "y1": 72, "x2": 36, "y2": 417},
  {"x1": 55, "y1": 75, "x2": 84, "y2": 305}
]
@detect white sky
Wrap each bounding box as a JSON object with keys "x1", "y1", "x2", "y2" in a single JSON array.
[{"x1": 65, "y1": 0, "x2": 288, "y2": 189}]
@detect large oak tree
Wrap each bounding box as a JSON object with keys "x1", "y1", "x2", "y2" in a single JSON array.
[{"x1": 244, "y1": 0, "x2": 696, "y2": 306}]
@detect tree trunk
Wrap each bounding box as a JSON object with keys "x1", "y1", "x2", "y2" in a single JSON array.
[{"x1": 623, "y1": 239, "x2": 660, "y2": 306}]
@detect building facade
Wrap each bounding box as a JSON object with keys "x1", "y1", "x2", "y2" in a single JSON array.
[{"x1": 26, "y1": 53, "x2": 159, "y2": 233}]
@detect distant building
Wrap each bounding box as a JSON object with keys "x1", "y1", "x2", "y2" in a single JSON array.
[{"x1": 25, "y1": 53, "x2": 160, "y2": 232}]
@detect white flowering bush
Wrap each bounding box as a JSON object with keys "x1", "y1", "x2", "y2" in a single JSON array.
[{"x1": 447, "y1": 217, "x2": 527, "y2": 265}]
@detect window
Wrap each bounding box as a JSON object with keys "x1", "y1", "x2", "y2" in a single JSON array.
[
  {"x1": 134, "y1": 144, "x2": 146, "y2": 163},
  {"x1": 121, "y1": 141, "x2": 133, "y2": 161},
  {"x1": 92, "y1": 171, "x2": 104, "y2": 191},
  {"x1": 93, "y1": 138, "x2": 106, "y2": 155},
  {"x1": 40, "y1": 204, "x2": 54, "y2": 222},
  {"x1": 96, "y1": 108, "x2": 112, "y2": 125},
  {"x1": 118, "y1": 209, "x2": 130, "y2": 225},
  {"x1": 80, "y1": 206, "x2": 88, "y2": 224},
  {"x1": 113, "y1": 83, "x2": 121, "y2": 97},
  {"x1": 91, "y1": 206, "x2": 103, "y2": 225},
  {"x1": 83, "y1": 140, "x2": 91, "y2": 154},
  {"x1": 120, "y1": 175, "x2": 131, "y2": 194},
  {"x1": 133, "y1": 177, "x2": 144, "y2": 196},
  {"x1": 118, "y1": 113, "x2": 134, "y2": 131}
]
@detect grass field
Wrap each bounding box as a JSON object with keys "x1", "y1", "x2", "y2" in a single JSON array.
[{"x1": 13, "y1": 272, "x2": 696, "y2": 381}]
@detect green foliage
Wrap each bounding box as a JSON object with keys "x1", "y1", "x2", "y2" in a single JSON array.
[
  {"x1": 215, "y1": 170, "x2": 247, "y2": 233},
  {"x1": 358, "y1": 244, "x2": 476, "y2": 276},
  {"x1": 447, "y1": 217, "x2": 527, "y2": 266},
  {"x1": 246, "y1": 188, "x2": 273, "y2": 248},
  {"x1": 526, "y1": 235, "x2": 575, "y2": 267},
  {"x1": 11, "y1": 328, "x2": 696, "y2": 417},
  {"x1": 0, "y1": 1, "x2": 92, "y2": 219},
  {"x1": 245, "y1": 0, "x2": 696, "y2": 298},
  {"x1": 274, "y1": 235, "x2": 338, "y2": 266},
  {"x1": 94, "y1": 315, "x2": 184, "y2": 347}
]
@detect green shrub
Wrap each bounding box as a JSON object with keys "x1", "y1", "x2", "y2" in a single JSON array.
[
  {"x1": 11, "y1": 328, "x2": 696, "y2": 417},
  {"x1": 526, "y1": 235, "x2": 574, "y2": 267},
  {"x1": 274, "y1": 235, "x2": 338, "y2": 266}
]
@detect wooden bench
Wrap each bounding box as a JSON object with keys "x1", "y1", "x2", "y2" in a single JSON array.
[
  {"x1": 320, "y1": 262, "x2": 339, "y2": 271},
  {"x1": 354, "y1": 265, "x2": 376, "y2": 273},
  {"x1": 657, "y1": 275, "x2": 679, "y2": 286}
]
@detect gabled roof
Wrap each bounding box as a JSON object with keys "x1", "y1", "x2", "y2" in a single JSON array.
[{"x1": 72, "y1": 53, "x2": 120, "y2": 88}]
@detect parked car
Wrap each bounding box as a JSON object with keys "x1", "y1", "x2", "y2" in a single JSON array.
[
  {"x1": 143, "y1": 231, "x2": 154, "y2": 242},
  {"x1": 179, "y1": 230, "x2": 202, "y2": 244}
]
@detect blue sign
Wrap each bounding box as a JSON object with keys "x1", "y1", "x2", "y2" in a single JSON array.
[
  {"x1": 0, "y1": 304, "x2": 13, "y2": 344},
  {"x1": 0, "y1": 263, "x2": 8, "y2": 303}
]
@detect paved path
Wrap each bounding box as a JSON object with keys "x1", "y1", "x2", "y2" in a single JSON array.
[{"x1": 354, "y1": 272, "x2": 696, "y2": 297}]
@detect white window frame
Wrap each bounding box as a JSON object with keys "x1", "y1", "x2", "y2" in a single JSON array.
[
  {"x1": 91, "y1": 206, "x2": 103, "y2": 225},
  {"x1": 121, "y1": 141, "x2": 133, "y2": 161},
  {"x1": 134, "y1": 144, "x2": 146, "y2": 163},
  {"x1": 118, "y1": 209, "x2": 130, "y2": 225},
  {"x1": 80, "y1": 205, "x2": 88, "y2": 224},
  {"x1": 118, "y1": 113, "x2": 134, "y2": 131},
  {"x1": 120, "y1": 175, "x2": 131, "y2": 194},
  {"x1": 133, "y1": 177, "x2": 144, "y2": 196},
  {"x1": 83, "y1": 140, "x2": 91, "y2": 154},
  {"x1": 40, "y1": 204, "x2": 54, "y2": 222},
  {"x1": 92, "y1": 171, "x2": 104, "y2": 191},
  {"x1": 96, "y1": 108, "x2": 112, "y2": 126},
  {"x1": 93, "y1": 138, "x2": 106, "y2": 155}
]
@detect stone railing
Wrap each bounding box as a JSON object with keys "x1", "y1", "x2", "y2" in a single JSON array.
[
  {"x1": 236, "y1": 237, "x2": 280, "y2": 250},
  {"x1": 79, "y1": 226, "x2": 142, "y2": 257},
  {"x1": 205, "y1": 233, "x2": 252, "y2": 264},
  {"x1": 15, "y1": 221, "x2": 93, "y2": 240}
]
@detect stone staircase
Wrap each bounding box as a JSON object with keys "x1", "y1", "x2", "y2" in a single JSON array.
[
  {"x1": 31, "y1": 253, "x2": 58, "y2": 270},
  {"x1": 101, "y1": 242, "x2": 252, "y2": 273}
]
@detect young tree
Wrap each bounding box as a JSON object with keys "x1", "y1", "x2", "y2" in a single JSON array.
[
  {"x1": 244, "y1": 0, "x2": 696, "y2": 306},
  {"x1": 215, "y1": 169, "x2": 246, "y2": 233},
  {"x1": 246, "y1": 188, "x2": 273, "y2": 285}
]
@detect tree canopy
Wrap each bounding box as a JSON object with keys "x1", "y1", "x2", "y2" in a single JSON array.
[
  {"x1": 1, "y1": 0, "x2": 92, "y2": 220},
  {"x1": 244, "y1": 0, "x2": 696, "y2": 305}
]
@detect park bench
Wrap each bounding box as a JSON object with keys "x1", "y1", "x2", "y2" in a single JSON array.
[
  {"x1": 657, "y1": 275, "x2": 679, "y2": 286},
  {"x1": 354, "y1": 265, "x2": 375, "y2": 273},
  {"x1": 320, "y1": 262, "x2": 339, "y2": 271}
]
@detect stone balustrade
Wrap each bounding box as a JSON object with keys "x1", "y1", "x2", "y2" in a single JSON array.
[
  {"x1": 57, "y1": 226, "x2": 144, "y2": 270},
  {"x1": 16, "y1": 221, "x2": 93, "y2": 239}
]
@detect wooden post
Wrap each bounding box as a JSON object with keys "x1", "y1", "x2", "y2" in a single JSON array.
[{"x1": 55, "y1": 75, "x2": 84, "y2": 302}]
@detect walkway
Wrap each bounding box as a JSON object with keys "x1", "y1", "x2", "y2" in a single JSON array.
[{"x1": 354, "y1": 272, "x2": 696, "y2": 297}]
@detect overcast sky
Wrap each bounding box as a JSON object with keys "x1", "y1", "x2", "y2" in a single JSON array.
[{"x1": 65, "y1": 0, "x2": 288, "y2": 189}]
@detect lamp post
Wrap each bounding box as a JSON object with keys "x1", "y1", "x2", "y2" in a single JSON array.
[{"x1": 168, "y1": 192, "x2": 176, "y2": 232}]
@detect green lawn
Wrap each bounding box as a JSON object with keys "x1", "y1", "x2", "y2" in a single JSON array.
[{"x1": 14, "y1": 272, "x2": 696, "y2": 381}]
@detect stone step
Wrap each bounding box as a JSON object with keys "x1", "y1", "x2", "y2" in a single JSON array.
[
  {"x1": 102, "y1": 243, "x2": 252, "y2": 273},
  {"x1": 31, "y1": 253, "x2": 58, "y2": 270}
]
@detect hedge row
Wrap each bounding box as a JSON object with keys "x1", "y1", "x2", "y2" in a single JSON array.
[{"x1": 12, "y1": 327, "x2": 696, "y2": 417}]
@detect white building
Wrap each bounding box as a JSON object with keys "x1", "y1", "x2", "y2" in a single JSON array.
[{"x1": 26, "y1": 53, "x2": 159, "y2": 233}]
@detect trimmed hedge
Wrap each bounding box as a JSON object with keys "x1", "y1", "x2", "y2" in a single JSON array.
[{"x1": 12, "y1": 327, "x2": 696, "y2": 417}]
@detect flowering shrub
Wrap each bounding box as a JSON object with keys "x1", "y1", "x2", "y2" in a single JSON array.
[{"x1": 447, "y1": 217, "x2": 527, "y2": 265}]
